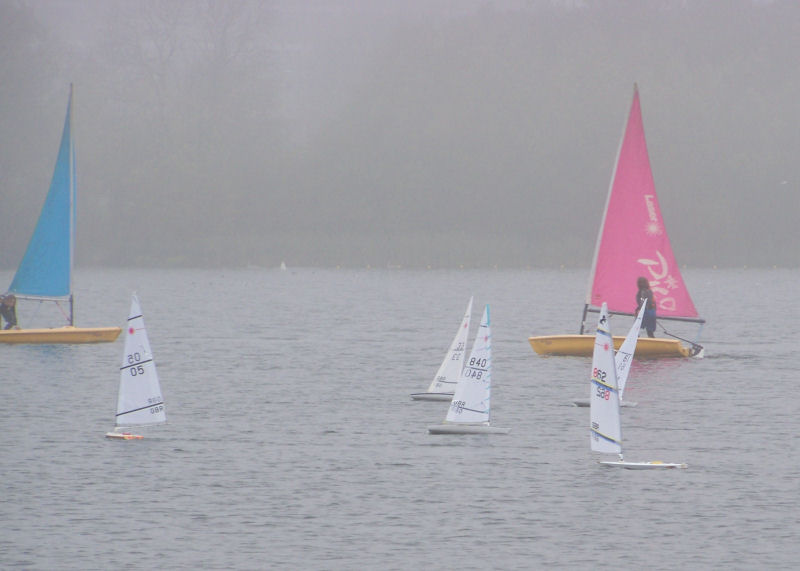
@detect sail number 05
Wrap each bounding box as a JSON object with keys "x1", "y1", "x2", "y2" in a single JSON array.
[{"x1": 127, "y1": 352, "x2": 145, "y2": 376}]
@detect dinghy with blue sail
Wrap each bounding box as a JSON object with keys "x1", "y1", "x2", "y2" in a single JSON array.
[{"x1": 1, "y1": 86, "x2": 120, "y2": 344}]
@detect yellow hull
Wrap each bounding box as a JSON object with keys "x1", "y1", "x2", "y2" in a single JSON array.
[
  {"x1": 0, "y1": 326, "x2": 121, "y2": 344},
  {"x1": 528, "y1": 334, "x2": 691, "y2": 358}
]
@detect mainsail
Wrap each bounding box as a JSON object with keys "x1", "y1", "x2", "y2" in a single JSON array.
[
  {"x1": 615, "y1": 301, "x2": 646, "y2": 402},
  {"x1": 9, "y1": 86, "x2": 74, "y2": 301},
  {"x1": 424, "y1": 296, "x2": 472, "y2": 394},
  {"x1": 445, "y1": 305, "x2": 492, "y2": 426},
  {"x1": 589, "y1": 304, "x2": 622, "y2": 456},
  {"x1": 115, "y1": 295, "x2": 165, "y2": 427},
  {"x1": 586, "y1": 84, "x2": 700, "y2": 323}
]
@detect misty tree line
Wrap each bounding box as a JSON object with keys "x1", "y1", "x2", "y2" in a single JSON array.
[{"x1": 1, "y1": 1, "x2": 798, "y2": 268}]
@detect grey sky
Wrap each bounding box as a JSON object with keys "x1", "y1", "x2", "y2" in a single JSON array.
[{"x1": 0, "y1": 0, "x2": 797, "y2": 268}]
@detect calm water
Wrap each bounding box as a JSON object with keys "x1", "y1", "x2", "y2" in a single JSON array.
[{"x1": 0, "y1": 267, "x2": 798, "y2": 569}]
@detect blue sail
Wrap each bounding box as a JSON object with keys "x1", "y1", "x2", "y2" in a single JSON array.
[{"x1": 9, "y1": 89, "x2": 74, "y2": 298}]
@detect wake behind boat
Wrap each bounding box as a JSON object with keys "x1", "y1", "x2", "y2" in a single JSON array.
[
  {"x1": 589, "y1": 303, "x2": 686, "y2": 469},
  {"x1": 530, "y1": 84, "x2": 703, "y2": 359},
  {"x1": 428, "y1": 305, "x2": 510, "y2": 435},
  {"x1": 0, "y1": 85, "x2": 120, "y2": 345},
  {"x1": 105, "y1": 295, "x2": 165, "y2": 440},
  {"x1": 411, "y1": 297, "x2": 472, "y2": 401}
]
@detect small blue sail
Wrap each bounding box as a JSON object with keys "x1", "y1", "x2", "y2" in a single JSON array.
[{"x1": 9, "y1": 89, "x2": 74, "y2": 298}]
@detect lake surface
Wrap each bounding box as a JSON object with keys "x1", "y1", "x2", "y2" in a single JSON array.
[{"x1": 1, "y1": 267, "x2": 798, "y2": 569}]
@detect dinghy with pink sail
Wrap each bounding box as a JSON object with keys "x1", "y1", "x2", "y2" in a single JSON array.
[{"x1": 529, "y1": 84, "x2": 704, "y2": 358}]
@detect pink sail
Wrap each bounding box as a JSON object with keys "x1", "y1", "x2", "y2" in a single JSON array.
[{"x1": 587, "y1": 85, "x2": 699, "y2": 319}]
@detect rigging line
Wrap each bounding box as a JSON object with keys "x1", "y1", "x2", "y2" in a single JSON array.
[
  {"x1": 116, "y1": 401, "x2": 164, "y2": 417},
  {"x1": 120, "y1": 358, "x2": 154, "y2": 371},
  {"x1": 656, "y1": 323, "x2": 704, "y2": 354}
]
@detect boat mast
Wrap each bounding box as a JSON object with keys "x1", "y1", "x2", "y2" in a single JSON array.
[
  {"x1": 68, "y1": 83, "x2": 75, "y2": 326},
  {"x1": 581, "y1": 84, "x2": 637, "y2": 335}
]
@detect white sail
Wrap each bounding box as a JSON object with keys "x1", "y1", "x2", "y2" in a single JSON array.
[
  {"x1": 425, "y1": 296, "x2": 472, "y2": 393},
  {"x1": 589, "y1": 303, "x2": 622, "y2": 455},
  {"x1": 444, "y1": 305, "x2": 491, "y2": 425},
  {"x1": 615, "y1": 301, "x2": 647, "y2": 401},
  {"x1": 115, "y1": 295, "x2": 165, "y2": 427}
]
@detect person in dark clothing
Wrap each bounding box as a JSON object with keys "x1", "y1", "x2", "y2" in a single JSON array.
[
  {"x1": 0, "y1": 294, "x2": 18, "y2": 329},
  {"x1": 635, "y1": 277, "x2": 656, "y2": 338}
]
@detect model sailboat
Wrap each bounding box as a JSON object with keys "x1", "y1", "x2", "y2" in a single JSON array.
[
  {"x1": 428, "y1": 305, "x2": 509, "y2": 435},
  {"x1": 106, "y1": 295, "x2": 165, "y2": 440},
  {"x1": 589, "y1": 303, "x2": 686, "y2": 469},
  {"x1": 0, "y1": 86, "x2": 120, "y2": 344},
  {"x1": 572, "y1": 300, "x2": 645, "y2": 408},
  {"x1": 411, "y1": 297, "x2": 472, "y2": 401},
  {"x1": 529, "y1": 84, "x2": 703, "y2": 358}
]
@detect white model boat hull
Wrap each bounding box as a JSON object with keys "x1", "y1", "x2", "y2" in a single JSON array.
[
  {"x1": 599, "y1": 460, "x2": 687, "y2": 469},
  {"x1": 574, "y1": 399, "x2": 637, "y2": 408},
  {"x1": 410, "y1": 392, "x2": 453, "y2": 401},
  {"x1": 105, "y1": 431, "x2": 143, "y2": 440},
  {"x1": 428, "y1": 424, "x2": 510, "y2": 435}
]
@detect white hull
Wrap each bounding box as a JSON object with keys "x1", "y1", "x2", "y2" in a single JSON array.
[
  {"x1": 105, "y1": 431, "x2": 143, "y2": 440},
  {"x1": 428, "y1": 424, "x2": 510, "y2": 435},
  {"x1": 410, "y1": 392, "x2": 453, "y2": 401},
  {"x1": 599, "y1": 460, "x2": 687, "y2": 469},
  {"x1": 574, "y1": 399, "x2": 637, "y2": 408}
]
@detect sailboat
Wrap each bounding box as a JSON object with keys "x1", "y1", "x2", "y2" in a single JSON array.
[
  {"x1": 106, "y1": 294, "x2": 165, "y2": 440},
  {"x1": 572, "y1": 300, "x2": 646, "y2": 408},
  {"x1": 410, "y1": 297, "x2": 472, "y2": 401},
  {"x1": 428, "y1": 305, "x2": 510, "y2": 435},
  {"x1": 0, "y1": 85, "x2": 121, "y2": 344},
  {"x1": 529, "y1": 84, "x2": 703, "y2": 358},
  {"x1": 589, "y1": 303, "x2": 686, "y2": 469}
]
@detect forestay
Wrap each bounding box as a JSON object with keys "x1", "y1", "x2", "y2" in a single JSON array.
[{"x1": 115, "y1": 295, "x2": 165, "y2": 427}]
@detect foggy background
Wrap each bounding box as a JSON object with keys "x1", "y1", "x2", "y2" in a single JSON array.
[{"x1": 0, "y1": 0, "x2": 797, "y2": 269}]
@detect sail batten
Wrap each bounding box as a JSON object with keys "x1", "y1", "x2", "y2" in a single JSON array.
[{"x1": 587, "y1": 85, "x2": 699, "y2": 321}]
